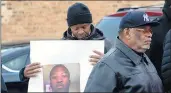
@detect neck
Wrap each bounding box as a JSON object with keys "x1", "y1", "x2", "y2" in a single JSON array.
[{"x1": 132, "y1": 49, "x2": 143, "y2": 56}]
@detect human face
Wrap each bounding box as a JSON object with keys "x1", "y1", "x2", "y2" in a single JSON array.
[
  {"x1": 127, "y1": 26, "x2": 152, "y2": 53},
  {"x1": 50, "y1": 67, "x2": 70, "y2": 92},
  {"x1": 70, "y1": 23, "x2": 91, "y2": 40}
]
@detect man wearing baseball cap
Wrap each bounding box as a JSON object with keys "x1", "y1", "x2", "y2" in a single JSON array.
[{"x1": 84, "y1": 11, "x2": 163, "y2": 92}]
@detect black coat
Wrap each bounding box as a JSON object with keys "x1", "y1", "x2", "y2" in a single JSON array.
[
  {"x1": 162, "y1": 29, "x2": 171, "y2": 92},
  {"x1": 146, "y1": 3, "x2": 171, "y2": 78},
  {"x1": 84, "y1": 37, "x2": 163, "y2": 92}
]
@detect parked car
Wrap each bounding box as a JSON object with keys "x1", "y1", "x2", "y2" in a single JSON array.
[
  {"x1": 96, "y1": 4, "x2": 163, "y2": 42},
  {"x1": 1, "y1": 42, "x2": 30, "y2": 93}
]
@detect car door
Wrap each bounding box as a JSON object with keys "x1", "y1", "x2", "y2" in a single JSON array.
[{"x1": 1, "y1": 46, "x2": 30, "y2": 93}]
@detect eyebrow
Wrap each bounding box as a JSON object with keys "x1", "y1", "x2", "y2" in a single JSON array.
[{"x1": 51, "y1": 72, "x2": 68, "y2": 76}]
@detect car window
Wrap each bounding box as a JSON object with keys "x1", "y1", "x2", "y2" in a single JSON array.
[
  {"x1": 1, "y1": 47, "x2": 27, "y2": 54},
  {"x1": 96, "y1": 17, "x2": 122, "y2": 41},
  {"x1": 1, "y1": 48, "x2": 13, "y2": 54},
  {"x1": 2, "y1": 54, "x2": 28, "y2": 73}
]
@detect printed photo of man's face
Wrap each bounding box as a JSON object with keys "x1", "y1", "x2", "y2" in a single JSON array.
[
  {"x1": 43, "y1": 63, "x2": 80, "y2": 92},
  {"x1": 49, "y1": 65, "x2": 70, "y2": 92}
]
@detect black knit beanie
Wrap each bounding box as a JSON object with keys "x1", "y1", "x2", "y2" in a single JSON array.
[{"x1": 67, "y1": 2, "x2": 92, "y2": 27}]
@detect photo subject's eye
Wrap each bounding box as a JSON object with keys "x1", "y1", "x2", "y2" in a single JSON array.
[
  {"x1": 62, "y1": 73, "x2": 67, "y2": 77},
  {"x1": 51, "y1": 76, "x2": 57, "y2": 79},
  {"x1": 82, "y1": 26, "x2": 85, "y2": 29}
]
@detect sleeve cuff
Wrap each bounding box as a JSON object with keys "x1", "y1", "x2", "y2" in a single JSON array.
[{"x1": 19, "y1": 67, "x2": 29, "y2": 81}]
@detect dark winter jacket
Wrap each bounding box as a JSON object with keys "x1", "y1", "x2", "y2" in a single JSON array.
[
  {"x1": 84, "y1": 37, "x2": 163, "y2": 93},
  {"x1": 146, "y1": 2, "x2": 171, "y2": 78},
  {"x1": 162, "y1": 29, "x2": 171, "y2": 92}
]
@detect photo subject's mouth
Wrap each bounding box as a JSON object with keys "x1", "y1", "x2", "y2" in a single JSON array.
[{"x1": 56, "y1": 84, "x2": 64, "y2": 89}]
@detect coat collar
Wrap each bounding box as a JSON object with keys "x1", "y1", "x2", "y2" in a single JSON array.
[{"x1": 115, "y1": 37, "x2": 148, "y2": 65}]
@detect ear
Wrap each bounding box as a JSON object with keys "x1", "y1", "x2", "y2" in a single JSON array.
[{"x1": 124, "y1": 28, "x2": 131, "y2": 40}]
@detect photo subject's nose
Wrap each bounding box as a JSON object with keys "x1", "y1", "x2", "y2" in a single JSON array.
[{"x1": 57, "y1": 78, "x2": 63, "y2": 82}]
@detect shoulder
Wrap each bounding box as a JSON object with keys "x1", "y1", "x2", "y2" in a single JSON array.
[
  {"x1": 99, "y1": 47, "x2": 122, "y2": 71},
  {"x1": 164, "y1": 30, "x2": 171, "y2": 43},
  {"x1": 166, "y1": 29, "x2": 171, "y2": 38},
  {"x1": 104, "y1": 38, "x2": 114, "y2": 53}
]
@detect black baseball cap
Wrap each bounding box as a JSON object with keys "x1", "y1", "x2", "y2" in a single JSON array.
[{"x1": 119, "y1": 11, "x2": 160, "y2": 29}]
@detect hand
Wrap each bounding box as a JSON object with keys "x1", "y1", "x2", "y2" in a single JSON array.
[
  {"x1": 24, "y1": 62, "x2": 42, "y2": 78},
  {"x1": 89, "y1": 50, "x2": 104, "y2": 65}
]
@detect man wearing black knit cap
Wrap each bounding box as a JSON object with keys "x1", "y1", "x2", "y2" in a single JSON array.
[
  {"x1": 62, "y1": 3, "x2": 113, "y2": 63},
  {"x1": 19, "y1": 2, "x2": 113, "y2": 83},
  {"x1": 62, "y1": 2, "x2": 113, "y2": 52}
]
